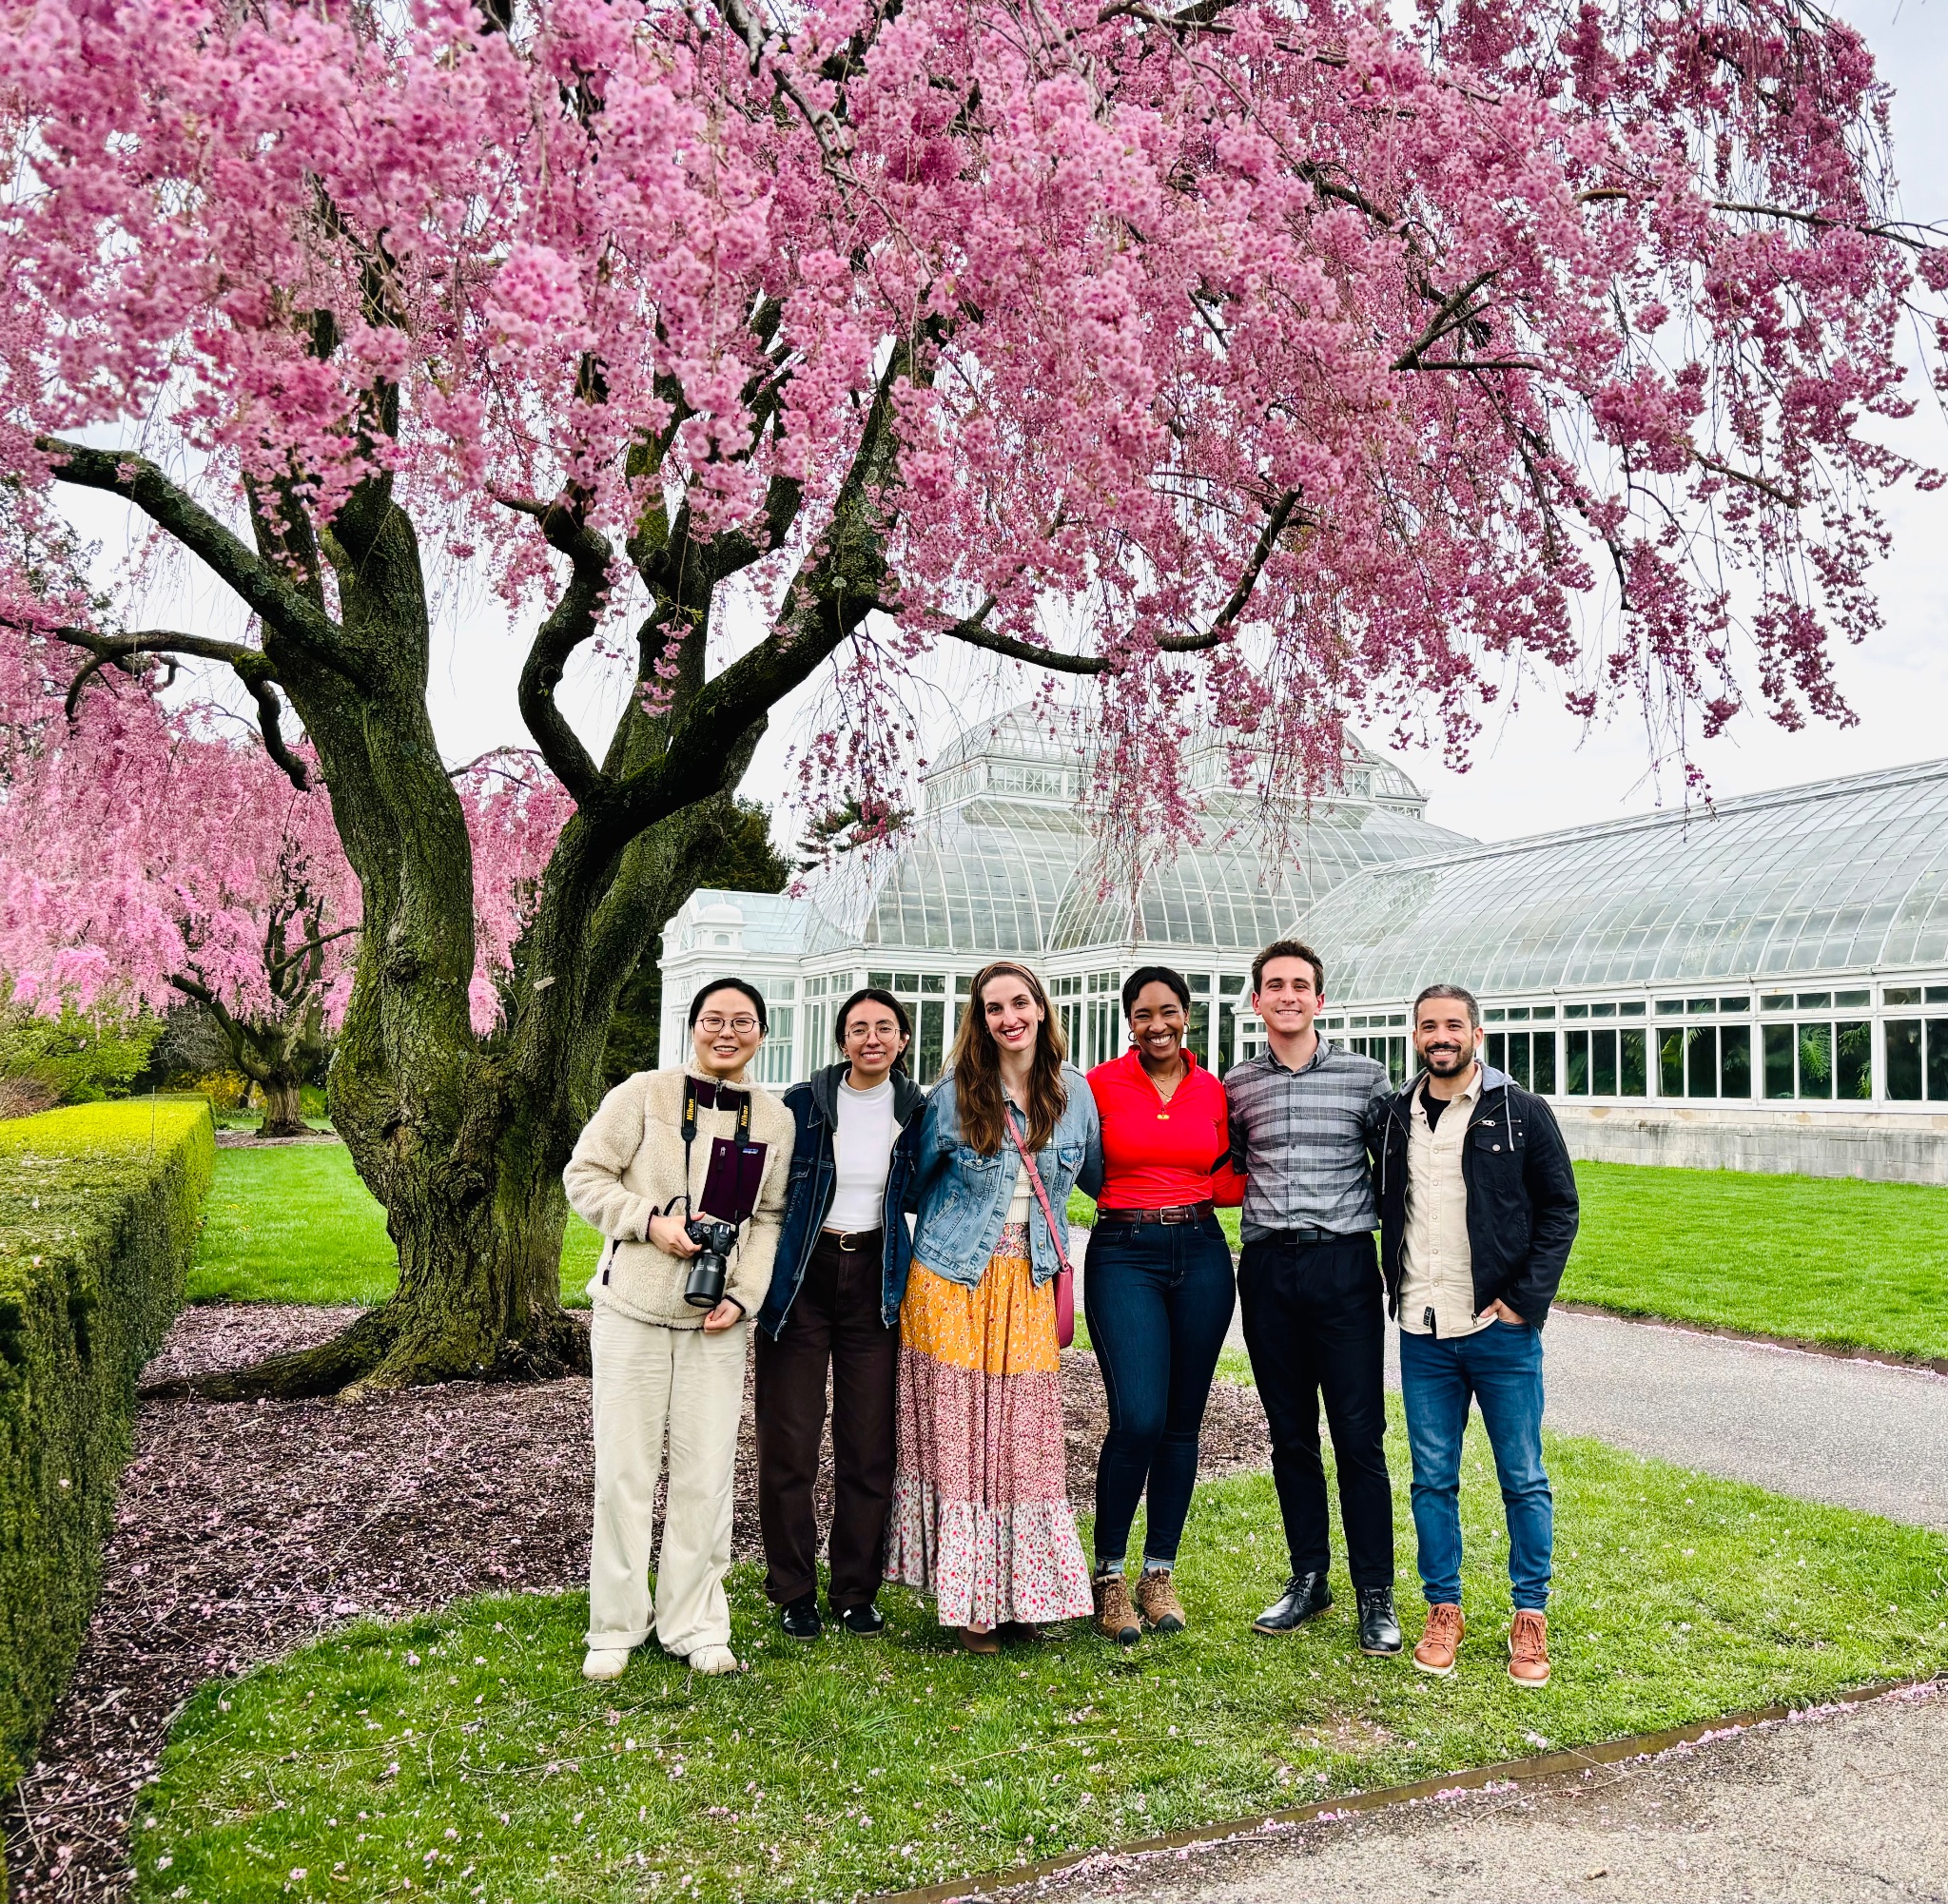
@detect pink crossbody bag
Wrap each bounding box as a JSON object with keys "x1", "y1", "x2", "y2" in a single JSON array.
[{"x1": 1003, "y1": 1106, "x2": 1076, "y2": 1350}]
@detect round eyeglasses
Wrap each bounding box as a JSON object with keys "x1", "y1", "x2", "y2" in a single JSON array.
[{"x1": 696, "y1": 1013, "x2": 761, "y2": 1035}]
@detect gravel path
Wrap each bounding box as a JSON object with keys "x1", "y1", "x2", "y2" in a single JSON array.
[
  {"x1": 0, "y1": 1303, "x2": 1272, "y2": 1902},
  {"x1": 981, "y1": 1680, "x2": 1948, "y2": 1904}
]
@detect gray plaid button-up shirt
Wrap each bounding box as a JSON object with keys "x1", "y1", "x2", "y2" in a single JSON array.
[{"x1": 1225, "y1": 1039, "x2": 1391, "y2": 1241}]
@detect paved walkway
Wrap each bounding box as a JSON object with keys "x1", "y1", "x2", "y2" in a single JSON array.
[
  {"x1": 1057, "y1": 1239, "x2": 1948, "y2": 1903},
  {"x1": 1071, "y1": 1238, "x2": 1948, "y2": 1532},
  {"x1": 998, "y1": 1681, "x2": 1948, "y2": 1904}
]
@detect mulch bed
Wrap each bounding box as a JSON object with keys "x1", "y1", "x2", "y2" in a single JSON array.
[{"x1": 2, "y1": 1304, "x2": 1273, "y2": 1902}]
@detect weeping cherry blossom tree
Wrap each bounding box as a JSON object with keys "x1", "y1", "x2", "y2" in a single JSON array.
[{"x1": 0, "y1": 0, "x2": 1941, "y2": 1391}]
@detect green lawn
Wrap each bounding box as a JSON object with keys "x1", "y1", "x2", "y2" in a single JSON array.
[
  {"x1": 134, "y1": 1418, "x2": 1948, "y2": 1904},
  {"x1": 190, "y1": 1142, "x2": 603, "y2": 1308},
  {"x1": 1561, "y1": 1162, "x2": 1948, "y2": 1362},
  {"x1": 1073, "y1": 1164, "x2": 1948, "y2": 1364}
]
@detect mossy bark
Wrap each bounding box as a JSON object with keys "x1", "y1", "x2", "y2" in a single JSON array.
[{"x1": 163, "y1": 494, "x2": 778, "y2": 1399}]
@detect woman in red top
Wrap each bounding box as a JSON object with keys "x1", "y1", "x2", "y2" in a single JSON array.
[{"x1": 1083, "y1": 966, "x2": 1247, "y2": 1643}]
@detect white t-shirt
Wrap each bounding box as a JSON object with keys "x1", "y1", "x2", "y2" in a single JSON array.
[{"x1": 827, "y1": 1075, "x2": 898, "y2": 1233}]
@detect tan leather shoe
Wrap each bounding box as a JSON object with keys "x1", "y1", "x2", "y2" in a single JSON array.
[
  {"x1": 1508, "y1": 1609, "x2": 1551, "y2": 1686},
  {"x1": 1412, "y1": 1603, "x2": 1465, "y2": 1676},
  {"x1": 1094, "y1": 1572, "x2": 1140, "y2": 1646},
  {"x1": 1136, "y1": 1569, "x2": 1186, "y2": 1634}
]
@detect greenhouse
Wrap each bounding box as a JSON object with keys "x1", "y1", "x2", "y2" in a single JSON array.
[
  {"x1": 660, "y1": 705, "x2": 1468, "y2": 1085},
  {"x1": 660, "y1": 709, "x2": 1948, "y2": 1147}
]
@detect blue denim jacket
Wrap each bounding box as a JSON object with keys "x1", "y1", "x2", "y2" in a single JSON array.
[
  {"x1": 759, "y1": 1063, "x2": 929, "y2": 1338},
  {"x1": 907, "y1": 1065, "x2": 1103, "y2": 1288}
]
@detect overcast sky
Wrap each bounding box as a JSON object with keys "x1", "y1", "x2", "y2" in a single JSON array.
[{"x1": 72, "y1": 0, "x2": 1948, "y2": 855}]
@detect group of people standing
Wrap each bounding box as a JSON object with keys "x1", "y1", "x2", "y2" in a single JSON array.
[{"x1": 563, "y1": 939, "x2": 1579, "y2": 1689}]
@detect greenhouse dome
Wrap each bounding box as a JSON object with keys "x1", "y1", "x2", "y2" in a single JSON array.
[{"x1": 662, "y1": 702, "x2": 1469, "y2": 1082}]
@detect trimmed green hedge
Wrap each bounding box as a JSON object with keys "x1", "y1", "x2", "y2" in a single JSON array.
[{"x1": 0, "y1": 1099, "x2": 213, "y2": 1836}]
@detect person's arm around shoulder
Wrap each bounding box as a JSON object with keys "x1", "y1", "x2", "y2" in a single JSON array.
[
  {"x1": 905, "y1": 1076, "x2": 953, "y2": 1215},
  {"x1": 1206, "y1": 1067, "x2": 1248, "y2": 1206},
  {"x1": 1224, "y1": 1061, "x2": 1252, "y2": 1177},
  {"x1": 719, "y1": 1088, "x2": 794, "y2": 1331},
  {"x1": 562, "y1": 1074, "x2": 661, "y2": 1246},
  {"x1": 1507, "y1": 1088, "x2": 1580, "y2": 1324},
  {"x1": 1072, "y1": 1063, "x2": 1104, "y2": 1201}
]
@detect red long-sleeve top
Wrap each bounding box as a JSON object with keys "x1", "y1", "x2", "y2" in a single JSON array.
[{"x1": 1086, "y1": 1044, "x2": 1248, "y2": 1211}]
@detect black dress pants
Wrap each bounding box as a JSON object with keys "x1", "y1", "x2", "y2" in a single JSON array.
[
  {"x1": 1237, "y1": 1233, "x2": 1394, "y2": 1589},
  {"x1": 753, "y1": 1231, "x2": 899, "y2": 1610}
]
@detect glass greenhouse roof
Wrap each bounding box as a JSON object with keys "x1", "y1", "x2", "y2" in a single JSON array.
[
  {"x1": 1310, "y1": 759, "x2": 1948, "y2": 1001},
  {"x1": 802, "y1": 798, "x2": 1471, "y2": 956},
  {"x1": 797, "y1": 700, "x2": 1471, "y2": 958}
]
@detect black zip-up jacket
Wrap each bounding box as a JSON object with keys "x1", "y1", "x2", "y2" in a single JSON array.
[{"x1": 1370, "y1": 1064, "x2": 1580, "y2": 1331}]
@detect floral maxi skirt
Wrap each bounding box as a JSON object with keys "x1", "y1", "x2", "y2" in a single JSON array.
[{"x1": 885, "y1": 1223, "x2": 1095, "y2": 1628}]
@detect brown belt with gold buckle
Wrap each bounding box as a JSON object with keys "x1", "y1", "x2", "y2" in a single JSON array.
[
  {"x1": 820, "y1": 1228, "x2": 884, "y2": 1253},
  {"x1": 1096, "y1": 1202, "x2": 1215, "y2": 1226}
]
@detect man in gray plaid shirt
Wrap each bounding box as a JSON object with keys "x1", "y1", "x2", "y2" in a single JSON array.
[{"x1": 1226, "y1": 939, "x2": 1400, "y2": 1658}]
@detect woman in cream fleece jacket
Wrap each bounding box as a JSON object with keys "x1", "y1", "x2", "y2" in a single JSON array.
[{"x1": 563, "y1": 978, "x2": 792, "y2": 1681}]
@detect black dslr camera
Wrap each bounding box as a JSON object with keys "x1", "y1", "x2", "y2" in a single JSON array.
[{"x1": 683, "y1": 1218, "x2": 740, "y2": 1309}]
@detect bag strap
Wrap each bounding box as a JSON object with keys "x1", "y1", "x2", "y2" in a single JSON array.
[{"x1": 1003, "y1": 1104, "x2": 1074, "y2": 1277}]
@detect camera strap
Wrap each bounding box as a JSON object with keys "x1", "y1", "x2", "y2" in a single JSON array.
[{"x1": 680, "y1": 1078, "x2": 751, "y2": 1218}]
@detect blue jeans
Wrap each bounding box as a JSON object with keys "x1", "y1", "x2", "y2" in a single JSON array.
[
  {"x1": 1082, "y1": 1216, "x2": 1236, "y2": 1570},
  {"x1": 1398, "y1": 1321, "x2": 1551, "y2": 1611}
]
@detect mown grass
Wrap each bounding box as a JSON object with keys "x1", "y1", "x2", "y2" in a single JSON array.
[
  {"x1": 189, "y1": 1141, "x2": 603, "y2": 1308},
  {"x1": 135, "y1": 1417, "x2": 1948, "y2": 1904},
  {"x1": 1560, "y1": 1161, "x2": 1948, "y2": 1362},
  {"x1": 1072, "y1": 1162, "x2": 1948, "y2": 1363}
]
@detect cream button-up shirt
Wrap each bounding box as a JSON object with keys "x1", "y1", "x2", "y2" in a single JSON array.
[{"x1": 1397, "y1": 1066, "x2": 1490, "y2": 1338}]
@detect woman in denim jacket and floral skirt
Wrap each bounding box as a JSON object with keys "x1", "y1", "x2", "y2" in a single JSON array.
[{"x1": 886, "y1": 961, "x2": 1103, "y2": 1652}]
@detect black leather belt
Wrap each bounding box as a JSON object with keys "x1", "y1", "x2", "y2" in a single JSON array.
[
  {"x1": 1097, "y1": 1202, "x2": 1215, "y2": 1226},
  {"x1": 820, "y1": 1227, "x2": 883, "y2": 1253},
  {"x1": 1263, "y1": 1225, "x2": 1347, "y2": 1245}
]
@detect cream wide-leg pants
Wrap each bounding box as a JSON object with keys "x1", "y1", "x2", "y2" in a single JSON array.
[{"x1": 587, "y1": 1303, "x2": 748, "y2": 1658}]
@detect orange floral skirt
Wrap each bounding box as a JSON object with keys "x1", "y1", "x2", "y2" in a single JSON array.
[{"x1": 884, "y1": 1225, "x2": 1094, "y2": 1629}]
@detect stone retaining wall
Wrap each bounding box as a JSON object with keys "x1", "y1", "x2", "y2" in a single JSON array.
[{"x1": 1555, "y1": 1105, "x2": 1948, "y2": 1184}]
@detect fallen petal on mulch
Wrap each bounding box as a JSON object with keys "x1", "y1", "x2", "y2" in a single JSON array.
[{"x1": 3, "y1": 1302, "x2": 1271, "y2": 1901}]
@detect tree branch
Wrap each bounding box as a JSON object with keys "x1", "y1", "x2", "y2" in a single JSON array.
[
  {"x1": 937, "y1": 488, "x2": 1307, "y2": 674},
  {"x1": 50, "y1": 624, "x2": 312, "y2": 789},
  {"x1": 505, "y1": 496, "x2": 613, "y2": 804},
  {"x1": 41, "y1": 441, "x2": 345, "y2": 662},
  {"x1": 1393, "y1": 268, "x2": 1500, "y2": 371},
  {"x1": 265, "y1": 922, "x2": 360, "y2": 985}
]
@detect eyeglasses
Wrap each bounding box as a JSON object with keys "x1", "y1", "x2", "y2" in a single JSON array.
[{"x1": 696, "y1": 1014, "x2": 760, "y2": 1035}]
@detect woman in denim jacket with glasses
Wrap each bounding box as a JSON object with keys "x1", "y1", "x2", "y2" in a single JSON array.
[{"x1": 885, "y1": 961, "x2": 1103, "y2": 1653}]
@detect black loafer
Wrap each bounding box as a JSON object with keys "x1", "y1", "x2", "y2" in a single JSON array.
[
  {"x1": 1252, "y1": 1572, "x2": 1332, "y2": 1634},
  {"x1": 1356, "y1": 1585, "x2": 1402, "y2": 1657},
  {"x1": 834, "y1": 1603, "x2": 885, "y2": 1637},
  {"x1": 779, "y1": 1593, "x2": 822, "y2": 1640}
]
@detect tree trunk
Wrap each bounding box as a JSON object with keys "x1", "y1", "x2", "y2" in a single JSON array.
[
  {"x1": 143, "y1": 481, "x2": 778, "y2": 1401},
  {"x1": 153, "y1": 1085, "x2": 590, "y2": 1399},
  {"x1": 258, "y1": 1071, "x2": 307, "y2": 1139}
]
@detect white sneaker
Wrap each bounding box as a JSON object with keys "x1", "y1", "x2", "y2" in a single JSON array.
[
  {"x1": 687, "y1": 1645, "x2": 739, "y2": 1675},
  {"x1": 582, "y1": 1648, "x2": 631, "y2": 1681}
]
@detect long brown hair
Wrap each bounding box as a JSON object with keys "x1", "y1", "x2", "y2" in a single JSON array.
[{"x1": 948, "y1": 961, "x2": 1069, "y2": 1155}]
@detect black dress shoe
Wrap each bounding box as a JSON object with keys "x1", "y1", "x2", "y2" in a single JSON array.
[
  {"x1": 1356, "y1": 1585, "x2": 1402, "y2": 1657},
  {"x1": 834, "y1": 1602, "x2": 885, "y2": 1636},
  {"x1": 1252, "y1": 1572, "x2": 1332, "y2": 1634},
  {"x1": 779, "y1": 1593, "x2": 823, "y2": 1640}
]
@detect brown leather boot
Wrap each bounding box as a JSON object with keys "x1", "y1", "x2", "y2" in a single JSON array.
[
  {"x1": 1093, "y1": 1572, "x2": 1140, "y2": 1646},
  {"x1": 1508, "y1": 1609, "x2": 1551, "y2": 1686},
  {"x1": 1136, "y1": 1568, "x2": 1186, "y2": 1634},
  {"x1": 1412, "y1": 1603, "x2": 1465, "y2": 1677}
]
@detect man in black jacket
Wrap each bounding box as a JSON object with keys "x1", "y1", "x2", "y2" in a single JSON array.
[{"x1": 1371, "y1": 984, "x2": 1579, "y2": 1686}]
